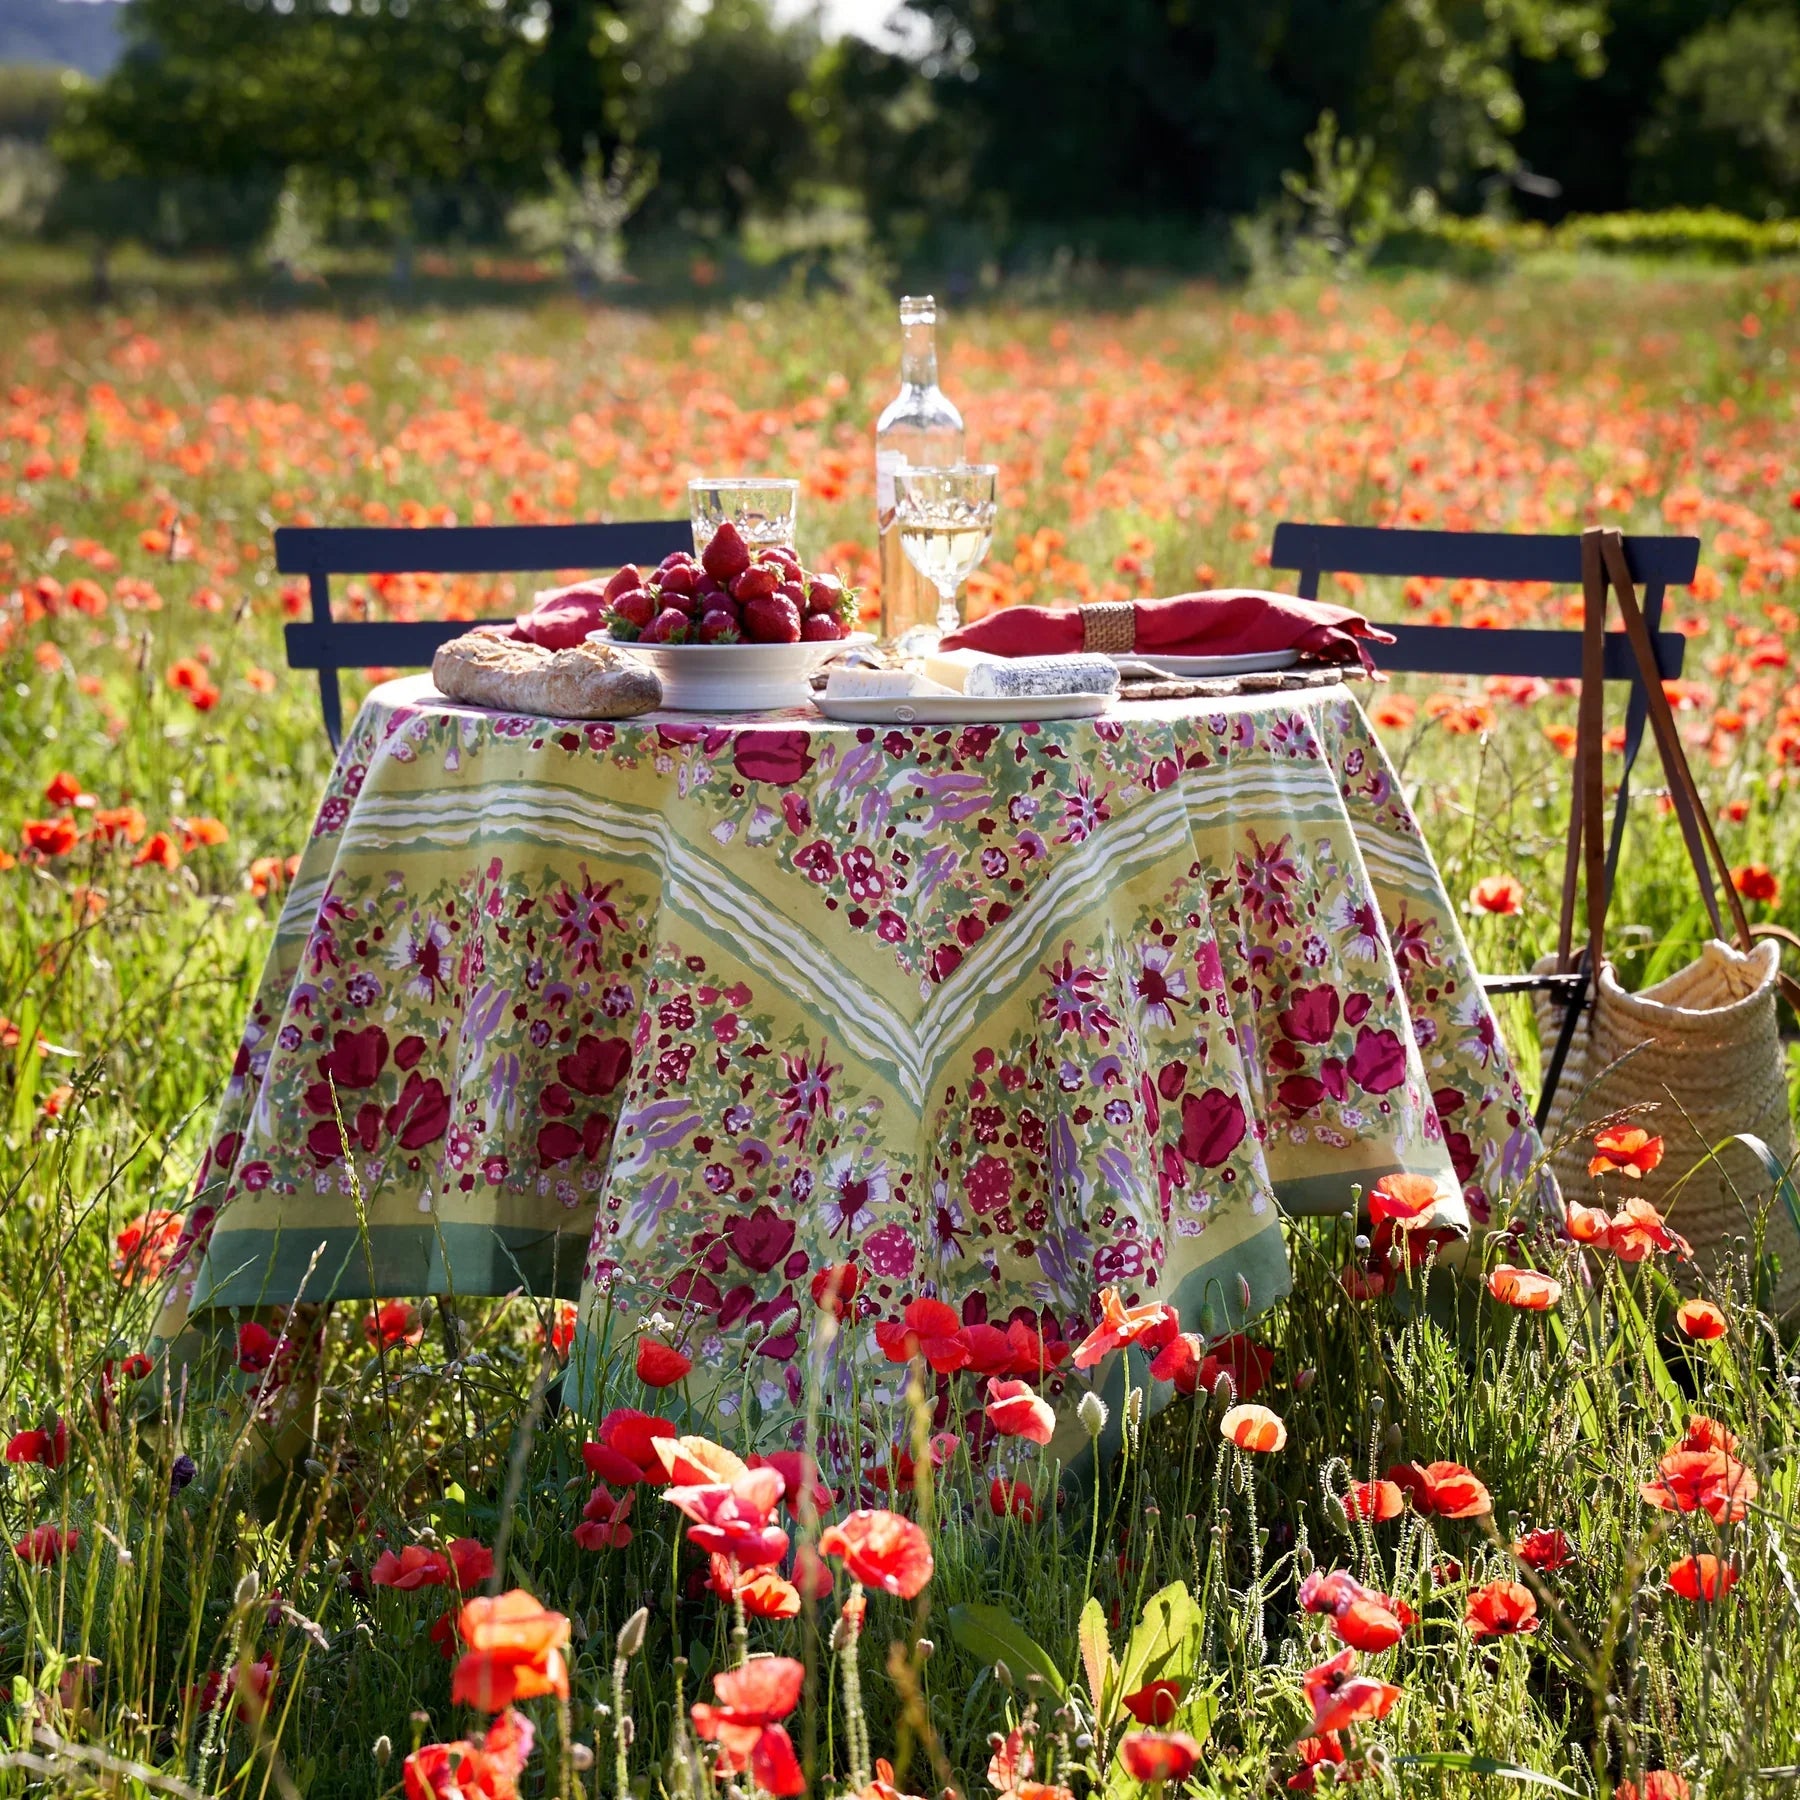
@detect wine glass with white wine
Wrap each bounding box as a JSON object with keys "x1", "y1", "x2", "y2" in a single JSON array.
[{"x1": 893, "y1": 463, "x2": 998, "y2": 652}]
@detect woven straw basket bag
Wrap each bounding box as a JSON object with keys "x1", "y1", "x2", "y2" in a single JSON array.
[{"x1": 1532, "y1": 530, "x2": 1800, "y2": 1315}]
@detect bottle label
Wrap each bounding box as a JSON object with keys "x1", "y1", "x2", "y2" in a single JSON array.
[{"x1": 876, "y1": 448, "x2": 907, "y2": 514}]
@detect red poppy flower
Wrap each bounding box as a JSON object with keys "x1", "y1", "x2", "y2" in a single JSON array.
[
  {"x1": 874, "y1": 1298, "x2": 972, "y2": 1373},
  {"x1": 1148, "y1": 1332, "x2": 1203, "y2": 1393},
  {"x1": 1367, "y1": 1172, "x2": 1444, "y2": 1229},
  {"x1": 1642, "y1": 1448, "x2": 1758, "y2": 1523},
  {"x1": 21, "y1": 816, "x2": 79, "y2": 858},
  {"x1": 1386, "y1": 1460, "x2": 1492, "y2": 1518},
  {"x1": 746, "y1": 1449, "x2": 836, "y2": 1521},
  {"x1": 989, "y1": 1477, "x2": 1040, "y2": 1522},
  {"x1": 810, "y1": 1260, "x2": 861, "y2": 1312},
  {"x1": 370, "y1": 1544, "x2": 452, "y2": 1590},
  {"x1": 1072, "y1": 1288, "x2": 1180, "y2": 1369},
  {"x1": 131, "y1": 831, "x2": 181, "y2": 871},
  {"x1": 1732, "y1": 863, "x2": 1779, "y2": 904},
  {"x1": 235, "y1": 1322, "x2": 284, "y2": 1374},
  {"x1": 572, "y1": 1484, "x2": 635, "y2": 1551},
  {"x1": 187, "y1": 1654, "x2": 275, "y2": 1725},
  {"x1": 1118, "y1": 1732, "x2": 1205, "y2": 1783},
  {"x1": 1470, "y1": 873, "x2": 1524, "y2": 915},
  {"x1": 1121, "y1": 1678, "x2": 1186, "y2": 1726},
  {"x1": 1667, "y1": 1554, "x2": 1737, "y2": 1602},
  {"x1": 404, "y1": 1709, "x2": 535, "y2": 1800},
  {"x1": 581, "y1": 1408, "x2": 676, "y2": 1485},
  {"x1": 1515, "y1": 1528, "x2": 1573, "y2": 1572},
  {"x1": 665, "y1": 1468, "x2": 790, "y2": 1567},
  {"x1": 1334, "y1": 1595, "x2": 1408, "y2": 1653},
  {"x1": 1285, "y1": 1735, "x2": 1352, "y2": 1793},
  {"x1": 1606, "y1": 1197, "x2": 1691, "y2": 1262},
  {"x1": 363, "y1": 1301, "x2": 424, "y2": 1350},
  {"x1": 1465, "y1": 1579, "x2": 1538, "y2": 1639},
  {"x1": 540, "y1": 1303, "x2": 577, "y2": 1359},
  {"x1": 1004, "y1": 1318, "x2": 1070, "y2": 1379},
  {"x1": 1300, "y1": 1648, "x2": 1401, "y2": 1738},
  {"x1": 1587, "y1": 1126, "x2": 1664, "y2": 1179},
  {"x1": 1681, "y1": 1415, "x2": 1738, "y2": 1455},
  {"x1": 1221, "y1": 1403, "x2": 1286, "y2": 1452},
  {"x1": 985, "y1": 1377, "x2": 1056, "y2": 1445},
  {"x1": 1343, "y1": 1479, "x2": 1404, "y2": 1523},
  {"x1": 5, "y1": 1419, "x2": 67, "y2": 1469},
  {"x1": 1486, "y1": 1264, "x2": 1562, "y2": 1310},
  {"x1": 43, "y1": 772, "x2": 84, "y2": 808},
  {"x1": 1675, "y1": 1299, "x2": 1727, "y2": 1340},
  {"x1": 1616, "y1": 1776, "x2": 1689, "y2": 1800},
  {"x1": 818, "y1": 1508, "x2": 934, "y2": 1598},
  {"x1": 112, "y1": 1208, "x2": 185, "y2": 1284},
  {"x1": 963, "y1": 1322, "x2": 1016, "y2": 1375},
  {"x1": 636, "y1": 1338, "x2": 693, "y2": 1388},
  {"x1": 451, "y1": 1590, "x2": 571, "y2": 1710},
  {"x1": 690, "y1": 1655, "x2": 804, "y2": 1750},
  {"x1": 13, "y1": 1523, "x2": 77, "y2": 1566},
  {"x1": 1298, "y1": 1570, "x2": 1413, "y2": 1651}
]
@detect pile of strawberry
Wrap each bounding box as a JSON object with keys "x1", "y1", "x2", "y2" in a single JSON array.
[{"x1": 601, "y1": 522, "x2": 858, "y2": 646}]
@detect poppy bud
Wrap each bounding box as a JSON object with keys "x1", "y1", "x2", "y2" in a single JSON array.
[
  {"x1": 571, "y1": 1744, "x2": 595, "y2": 1771},
  {"x1": 617, "y1": 1605, "x2": 648, "y2": 1658},
  {"x1": 372, "y1": 1737, "x2": 392, "y2": 1768},
  {"x1": 1078, "y1": 1392, "x2": 1108, "y2": 1439},
  {"x1": 235, "y1": 1571, "x2": 261, "y2": 1608}
]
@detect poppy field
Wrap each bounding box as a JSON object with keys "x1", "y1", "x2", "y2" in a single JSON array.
[{"x1": 2, "y1": 262, "x2": 1800, "y2": 1798}]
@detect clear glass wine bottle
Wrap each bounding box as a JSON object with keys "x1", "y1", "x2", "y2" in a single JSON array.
[{"x1": 875, "y1": 295, "x2": 964, "y2": 645}]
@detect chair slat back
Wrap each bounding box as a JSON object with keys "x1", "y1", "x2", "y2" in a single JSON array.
[
  {"x1": 277, "y1": 520, "x2": 691, "y2": 747},
  {"x1": 1267, "y1": 520, "x2": 1699, "y2": 937}
]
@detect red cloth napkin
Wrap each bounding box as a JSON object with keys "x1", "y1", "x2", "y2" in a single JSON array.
[
  {"x1": 511, "y1": 581, "x2": 611, "y2": 650},
  {"x1": 940, "y1": 590, "x2": 1394, "y2": 669}
]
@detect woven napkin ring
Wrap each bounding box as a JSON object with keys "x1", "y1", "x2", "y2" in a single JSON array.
[{"x1": 1080, "y1": 602, "x2": 1136, "y2": 654}]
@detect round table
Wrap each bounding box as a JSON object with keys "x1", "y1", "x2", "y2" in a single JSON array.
[{"x1": 158, "y1": 675, "x2": 1551, "y2": 1451}]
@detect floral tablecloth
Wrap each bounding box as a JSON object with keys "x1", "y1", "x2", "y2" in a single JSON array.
[{"x1": 157, "y1": 674, "x2": 1550, "y2": 1450}]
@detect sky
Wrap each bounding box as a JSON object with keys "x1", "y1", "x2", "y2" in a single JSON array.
[{"x1": 770, "y1": 0, "x2": 922, "y2": 48}]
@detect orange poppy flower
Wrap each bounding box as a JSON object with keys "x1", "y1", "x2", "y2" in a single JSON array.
[
  {"x1": 984, "y1": 1376, "x2": 1056, "y2": 1445},
  {"x1": 1564, "y1": 1200, "x2": 1612, "y2": 1244},
  {"x1": 1072, "y1": 1288, "x2": 1180, "y2": 1369},
  {"x1": 733, "y1": 1565, "x2": 802, "y2": 1619},
  {"x1": 654, "y1": 1434, "x2": 749, "y2": 1485},
  {"x1": 817, "y1": 1507, "x2": 934, "y2": 1598},
  {"x1": 403, "y1": 1710, "x2": 533, "y2": 1800},
  {"x1": 1486, "y1": 1264, "x2": 1562, "y2": 1310},
  {"x1": 1607, "y1": 1197, "x2": 1691, "y2": 1263},
  {"x1": 1221, "y1": 1403, "x2": 1287, "y2": 1453},
  {"x1": 1587, "y1": 1126, "x2": 1664, "y2": 1179},
  {"x1": 1464, "y1": 1579, "x2": 1538, "y2": 1639},
  {"x1": 1675, "y1": 1299, "x2": 1727, "y2": 1340},
  {"x1": 1343, "y1": 1478, "x2": 1405, "y2": 1522},
  {"x1": 1470, "y1": 873, "x2": 1524, "y2": 915},
  {"x1": 1118, "y1": 1732, "x2": 1205, "y2": 1784},
  {"x1": 1367, "y1": 1172, "x2": 1443, "y2": 1229},
  {"x1": 451, "y1": 1590, "x2": 571, "y2": 1710}
]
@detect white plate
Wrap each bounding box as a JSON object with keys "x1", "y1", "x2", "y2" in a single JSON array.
[
  {"x1": 1114, "y1": 649, "x2": 1299, "y2": 677},
  {"x1": 813, "y1": 692, "x2": 1113, "y2": 725},
  {"x1": 594, "y1": 632, "x2": 872, "y2": 712}
]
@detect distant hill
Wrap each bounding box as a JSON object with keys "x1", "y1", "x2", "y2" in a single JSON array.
[{"x1": 0, "y1": 0, "x2": 125, "y2": 78}]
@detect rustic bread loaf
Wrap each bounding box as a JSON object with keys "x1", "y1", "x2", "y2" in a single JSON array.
[{"x1": 432, "y1": 630, "x2": 663, "y2": 719}]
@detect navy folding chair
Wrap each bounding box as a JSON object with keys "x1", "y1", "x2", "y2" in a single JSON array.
[
  {"x1": 277, "y1": 520, "x2": 691, "y2": 749},
  {"x1": 1267, "y1": 523, "x2": 1698, "y2": 1126}
]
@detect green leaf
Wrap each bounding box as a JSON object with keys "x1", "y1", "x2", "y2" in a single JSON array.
[
  {"x1": 1078, "y1": 1595, "x2": 1112, "y2": 1717},
  {"x1": 1392, "y1": 1754, "x2": 1582, "y2": 1794},
  {"x1": 947, "y1": 1604, "x2": 1067, "y2": 1700},
  {"x1": 1111, "y1": 1581, "x2": 1201, "y2": 1721}
]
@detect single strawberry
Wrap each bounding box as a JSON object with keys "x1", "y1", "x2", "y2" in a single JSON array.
[
  {"x1": 800, "y1": 612, "x2": 846, "y2": 642},
  {"x1": 609, "y1": 588, "x2": 655, "y2": 629},
  {"x1": 602, "y1": 565, "x2": 642, "y2": 602},
  {"x1": 659, "y1": 562, "x2": 699, "y2": 598},
  {"x1": 731, "y1": 564, "x2": 780, "y2": 603},
  {"x1": 698, "y1": 608, "x2": 742, "y2": 644},
  {"x1": 657, "y1": 551, "x2": 700, "y2": 576},
  {"x1": 777, "y1": 580, "x2": 807, "y2": 609},
  {"x1": 701, "y1": 520, "x2": 751, "y2": 583},
  {"x1": 660, "y1": 582, "x2": 698, "y2": 617},
  {"x1": 805, "y1": 572, "x2": 845, "y2": 614},
  {"x1": 767, "y1": 546, "x2": 802, "y2": 577},
  {"x1": 742, "y1": 594, "x2": 802, "y2": 644},
  {"x1": 641, "y1": 606, "x2": 693, "y2": 645}
]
